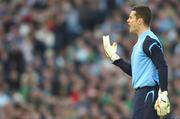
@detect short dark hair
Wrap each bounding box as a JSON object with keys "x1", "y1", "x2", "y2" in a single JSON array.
[{"x1": 132, "y1": 6, "x2": 152, "y2": 26}]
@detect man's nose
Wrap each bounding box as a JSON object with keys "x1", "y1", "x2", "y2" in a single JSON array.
[{"x1": 127, "y1": 19, "x2": 129, "y2": 23}]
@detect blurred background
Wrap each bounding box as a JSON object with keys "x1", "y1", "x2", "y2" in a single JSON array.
[{"x1": 0, "y1": 0, "x2": 179, "y2": 119}]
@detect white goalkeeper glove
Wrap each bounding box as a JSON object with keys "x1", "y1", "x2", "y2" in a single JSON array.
[
  {"x1": 102, "y1": 35, "x2": 120, "y2": 61},
  {"x1": 154, "y1": 90, "x2": 170, "y2": 117}
]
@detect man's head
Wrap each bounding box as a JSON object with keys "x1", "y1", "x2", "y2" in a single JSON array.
[{"x1": 127, "y1": 6, "x2": 152, "y2": 33}]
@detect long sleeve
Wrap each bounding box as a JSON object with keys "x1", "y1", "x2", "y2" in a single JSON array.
[
  {"x1": 113, "y1": 59, "x2": 132, "y2": 76},
  {"x1": 143, "y1": 36, "x2": 168, "y2": 91}
]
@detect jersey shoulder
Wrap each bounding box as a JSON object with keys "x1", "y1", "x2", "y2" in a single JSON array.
[{"x1": 143, "y1": 35, "x2": 162, "y2": 57}]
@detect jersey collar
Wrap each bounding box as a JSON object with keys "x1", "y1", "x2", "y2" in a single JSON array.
[{"x1": 138, "y1": 29, "x2": 151, "y2": 41}]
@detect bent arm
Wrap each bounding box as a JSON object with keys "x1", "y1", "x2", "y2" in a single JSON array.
[{"x1": 113, "y1": 59, "x2": 132, "y2": 76}]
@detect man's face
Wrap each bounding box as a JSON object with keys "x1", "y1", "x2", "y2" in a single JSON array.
[{"x1": 127, "y1": 11, "x2": 140, "y2": 33}]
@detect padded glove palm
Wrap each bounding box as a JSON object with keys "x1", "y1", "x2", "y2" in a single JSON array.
[{"x1": 102, "y1": 35, "x2": 120, "y2": 61}]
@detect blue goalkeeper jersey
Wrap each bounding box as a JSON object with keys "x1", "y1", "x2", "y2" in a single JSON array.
[
  {"x1": 113, "y1": 29, "x2": 168, "y2": 91},
  {"x1": 131, "y1": 30, "x2": 162, "y2": 89}
]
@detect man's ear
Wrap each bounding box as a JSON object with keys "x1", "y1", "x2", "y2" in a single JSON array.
[{"x1": 137, "y1": 18, "x2": 143, "y2": 25}]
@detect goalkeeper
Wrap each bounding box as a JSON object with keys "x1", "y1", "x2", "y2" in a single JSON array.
[{"x1": 103, "y1": 6, "x2": 170, "y2": 119}]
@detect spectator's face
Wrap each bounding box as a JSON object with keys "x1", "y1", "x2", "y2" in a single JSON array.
[{"x1": 127, "y1": 11, "x2": 140, "y2": 34}]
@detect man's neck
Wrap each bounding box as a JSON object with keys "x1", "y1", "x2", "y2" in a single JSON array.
[{"x1": 137, "y1": 26, "x2": 150, "y2": 37}]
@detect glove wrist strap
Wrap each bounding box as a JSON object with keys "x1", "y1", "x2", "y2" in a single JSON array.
[{"x1": 111, "y1": 53, "x2": 120, "y2": 61}]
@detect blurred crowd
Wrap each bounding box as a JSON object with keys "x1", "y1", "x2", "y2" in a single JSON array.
[{"x1": 0, "y1": 0, "x2": 179, "y2": 119}]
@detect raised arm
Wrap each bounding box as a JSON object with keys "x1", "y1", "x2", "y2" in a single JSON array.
[
  {"x1": 113, "y1": 59, "x2": 132, "y2": 76},
  {"x1": 102, "y1": 35, "x2": 132, "y2": 76}
]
